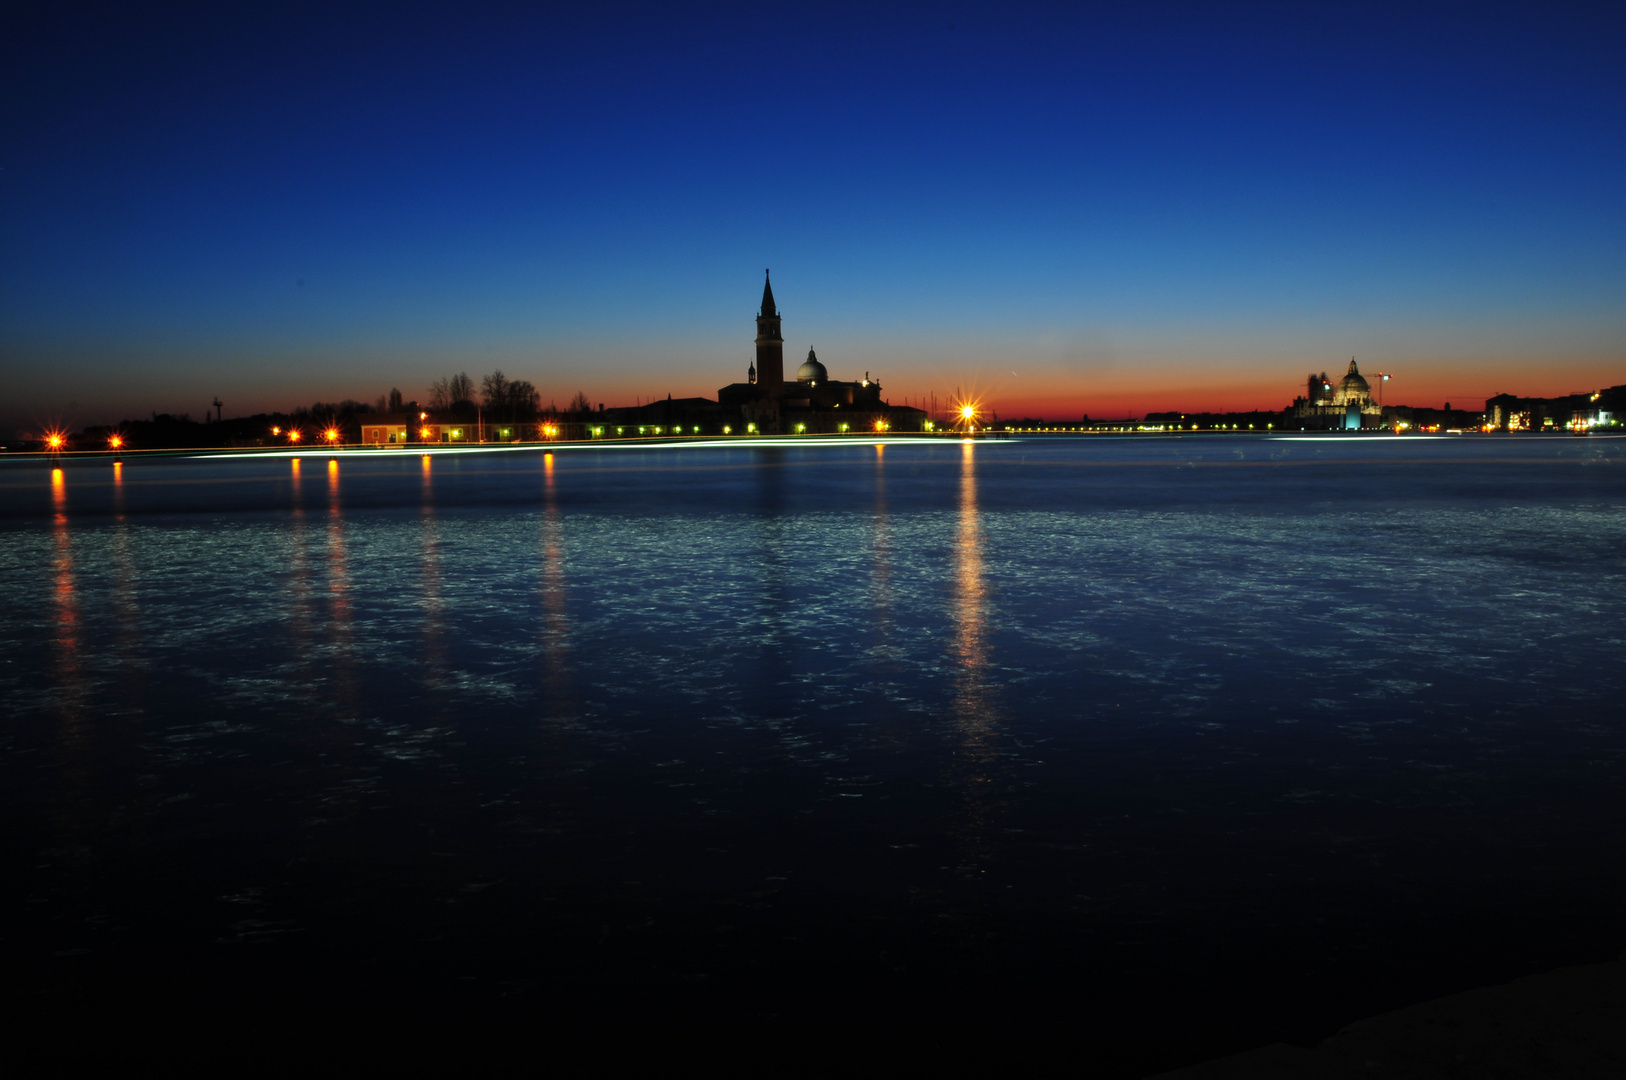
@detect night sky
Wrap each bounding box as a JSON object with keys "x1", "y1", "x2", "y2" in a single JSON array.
[{"x1": 3, "y1": 2, "x2": 1623, "y2": 433}]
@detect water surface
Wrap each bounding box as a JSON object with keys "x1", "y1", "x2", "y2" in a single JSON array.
[{"x1": 4, "y1": 435, "x2": 1624, "y2": 1068}]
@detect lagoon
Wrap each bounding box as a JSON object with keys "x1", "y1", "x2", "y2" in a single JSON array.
[{"x1": 4, "y1": 434, "x2": 1624, "y2": 1069}]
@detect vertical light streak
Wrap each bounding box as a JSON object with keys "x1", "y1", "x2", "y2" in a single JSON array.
[
  {"x1": 325, "y1": 455, "x2": 356, "y2": 712},
  {"x1": 869, "y1": 443, "x2": 895, "y2": 655},
  {"x1": 286, "y1": 453, "x2": 314, "y2": 708},
  {"x1": 49, "y1": 469, "x2": 85, "y2": 732},
  {"x1": 949, "y1": 439, "x2": 1002, "y2": 867},
  {"x1": 109, "y1": 471, "x2": 145, "y2": 708},
  {"x1": 952, "y1": 441, "x2": 995, "y2": 743},
  {"x1": 419, "y1": 457, "x2": 445, "y2": 687},
  {"x1": 539, "y1": 452, "x2": 572, "y2": 702},
  {"x1": 47, "y1": 467, "x2": 94, "y2": 848}
]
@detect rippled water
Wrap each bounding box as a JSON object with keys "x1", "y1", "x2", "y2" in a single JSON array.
[{"x1": 4, "y1": 435, "x2": 1624, "y2": 1067}]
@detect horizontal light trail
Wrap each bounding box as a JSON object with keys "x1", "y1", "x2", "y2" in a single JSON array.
[{"x1": 191, "y1": 435, "x2": 995, "y2": 460}]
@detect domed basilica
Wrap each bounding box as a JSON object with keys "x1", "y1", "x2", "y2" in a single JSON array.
[
  {"x1": 1292, "y1": 359, "x2": 1384, "y2": 430},
  {"x1": 716, "y1": 272, "x2": 926, "y2": 434}
]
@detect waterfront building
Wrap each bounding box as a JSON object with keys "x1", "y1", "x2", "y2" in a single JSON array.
[
  {"x1": 1291, "y1": 359, "x2": 1384, "y2": 430},
  {"x1": 1484, "y1": 389, "x2": 1616, "y2": 431},
  {"x1": 714, "y1": 272, "x2": 927, "y2": 434},
  {"x1": 361, "y1": 412, "x2": 487, "y2": 445}
]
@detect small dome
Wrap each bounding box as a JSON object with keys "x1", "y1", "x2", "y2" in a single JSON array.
[
  {"x1": 796, "y1": 348, "x2": 828, "y2": 383},
  {"x1": 1339, "y1": 359, "x2": 1369, "y2": 397}
]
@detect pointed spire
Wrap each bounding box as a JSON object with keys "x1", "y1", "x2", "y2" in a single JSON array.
[{"x1": 760, "y1": 269, "x2": 776, "y2": 318}]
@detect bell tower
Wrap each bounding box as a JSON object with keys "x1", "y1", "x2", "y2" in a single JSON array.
[{"x1": 755, "y1": 270, "x2": 783, "y2": 398}]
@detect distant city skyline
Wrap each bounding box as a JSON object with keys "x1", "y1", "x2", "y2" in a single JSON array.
[{"x1": 3, "y1": 3, "x2": 1622, "y2": 434}]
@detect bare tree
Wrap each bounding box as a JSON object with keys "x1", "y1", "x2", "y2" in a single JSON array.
[
  {"x1": 509, "y1": 380, "x2": 540, "y2": 419},
  {"x1": 427, "y1": 378, "x2": 452, "y2": 409},
  {"x1": 567, "y1": 391, "x2": 592, "y2": 417},
  {"x1": 387, "y1": 387, "x2": 404, "y2": 412},
  {"x1": 482, "y1": 370, "x2": 511, "y2": 409},
  {"x1": 448, "y1": 372, "x2": 475, "y2": 406}
]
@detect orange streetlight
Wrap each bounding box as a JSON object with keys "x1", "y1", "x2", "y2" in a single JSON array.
[
  {"x1": 287, "y1": 428, "x2": 302, "y2": 443},
  {"x1": 323, "y1": 427, "x2": 341, "y2": 444},
  {"x1": 46, "y1": 431, "x2": 65, "y2": 450},
  {"x1": 956, "y1": 402, "x2": 979, "y2": 434},
  {"x1": 108, "y1": 434, "x2": 124, "y2": 450}
]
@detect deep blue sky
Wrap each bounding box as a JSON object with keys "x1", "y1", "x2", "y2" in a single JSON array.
[{"x1": 3, "y1": 1, "x2": 1623, "y2": 430}]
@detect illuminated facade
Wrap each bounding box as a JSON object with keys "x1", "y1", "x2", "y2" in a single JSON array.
[
  {"x1": 1290, "y1": 359, "x2": 1383, "y2": 430},
  {"x1": 361, "y1": 413, "x2": 478, "y2": 444}
]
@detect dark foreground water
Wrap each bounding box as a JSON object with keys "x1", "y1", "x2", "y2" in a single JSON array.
[{"x1": 4, "y1": 435, "x2": 1624, "y2": 1068}]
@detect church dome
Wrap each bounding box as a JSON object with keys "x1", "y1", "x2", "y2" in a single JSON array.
[
  {"x1": 796, "y1": 348, "x2": 828, "y2": 383},
  {"x1": 1336, "y1": 359, "x2": 1369, "y2": 403}
]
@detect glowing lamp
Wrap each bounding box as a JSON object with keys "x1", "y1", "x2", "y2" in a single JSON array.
[{"x1": 108, "y1": 434, "x2": 123, "y2": 449}]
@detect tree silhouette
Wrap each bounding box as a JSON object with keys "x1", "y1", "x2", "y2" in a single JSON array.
[
  {"x1": 448, "y1": 372, "x2": 474, "y2": 406},
  {"x1": 481, "y1": 370, "x2": 511, "y2": 408}
]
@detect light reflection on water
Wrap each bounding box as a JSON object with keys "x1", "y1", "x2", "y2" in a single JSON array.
[{"x1": 3, "y1": 436, "x2": 1626, "y2": 1055}]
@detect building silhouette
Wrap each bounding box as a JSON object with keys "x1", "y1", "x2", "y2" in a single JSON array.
[{"x1": 714, "y1": 272, "x2": 925, "y2": 434}]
